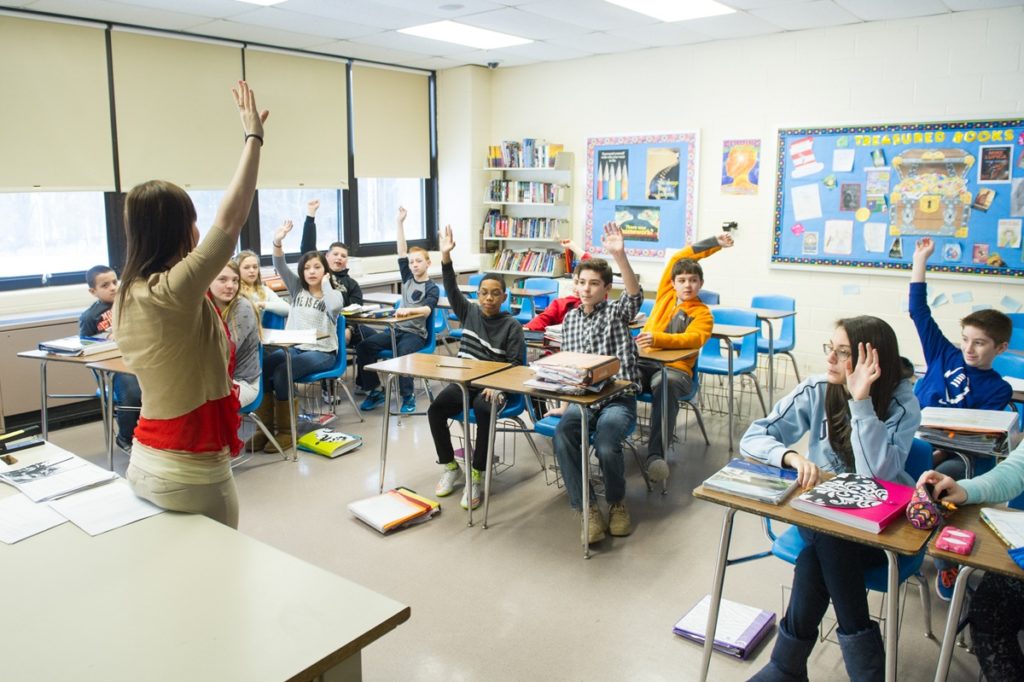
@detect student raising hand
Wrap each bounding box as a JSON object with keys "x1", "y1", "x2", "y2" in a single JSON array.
[
  {"x1": 716, "y1": 233, "x2": 735, "y2": 248},
  {"x1": 845, "y1": 341, "x2": 881, "y2": 401},
  {"x1": 601, "y1": 222, "x2": 625, "y2": 255},
  {"x1": 439, "y1": 224, "x2": 456, "y2": 260},
  {"x1": 914, "y1": 237, "x2": 935, "y2": 260},
  {"x1": 272, "y1": 220, "x2": 293, "y2": 250},
  {"x1": 307, "y1": 199, "x2": 319, "y2": 217}
]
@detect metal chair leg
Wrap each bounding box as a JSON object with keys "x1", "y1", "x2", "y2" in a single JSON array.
[
  {"x1": 748, "y1": 373, "x2": 768, "y2": 416},
  {"x1": 782, "y1": 351, "x2": 801, "y2": 383},
  {"x1": 916, "y1": 572, "x2": 934, "y2": 639},
  {"x1": 337, "y1": 381, "x2": 364, "y2": 422}
]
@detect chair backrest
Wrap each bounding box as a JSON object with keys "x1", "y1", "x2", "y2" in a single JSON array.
[
  {"x1": 296, "y1": 316, "x2": 348, "y2": 382},
  {"x1": 522, "y1": 277, "x2": 560, "y2": 311},
  {"x1": 432, "y1": 306, "x2": 448, "y2": 336},
  {"x1": 500, "y1": 290, "x2": 512, "y2": 313},
  {"x1": 467, "y1": 273, "x2": 484, "y2": 300},
  {"x1": 1007, "y1": 312, "x2": 1024, "y2": 329},
  {"x1": 705, "y1": 307, "x2": 758, "y2": 362},
  {"x1": 1011, "y1": 327, "x2": 1024, "y2": 351},
  {"x1": 262, "y1": 311, "x2": 286, "y2": 330},
  {"x1": 698, "y1": 290, "x2": 720, "y2": 305},
  {"x1": 994, "y1": 351, "x2": 1024, "y2": 380},
  {"x1": 751, "y1": 294, "x2": 796, "y2": 347},
  {"x1": 904, "y1": 437, "x2": 933, "y2": 481},
  {"x1": 240, "y1": 343, "x2": 266, "y2": 414},
  {"x1": 639, "y1": 298, "x2": 655, "y2": 317}
]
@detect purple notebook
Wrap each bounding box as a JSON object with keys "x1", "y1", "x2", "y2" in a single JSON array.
[{"x1": 672, "y1": 595, "x2": 775, "y2": 659}]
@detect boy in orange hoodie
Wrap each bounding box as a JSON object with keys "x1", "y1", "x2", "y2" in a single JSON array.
[{"x1": 636, "y1": 232, "x2": 734, "y2": 482}]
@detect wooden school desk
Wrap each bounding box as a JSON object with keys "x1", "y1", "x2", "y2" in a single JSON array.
[
  {"x1": 85, "y1": 356, "x2": 134, "y2": 470},
  {"x1": 365, "y1": 354, "x2": 509, "y2": 526},
  {"x1": 638, "y1": 347, "x2": 700, "y2": 477},
  {"x1": 345, "y1": 310, "x2": 428, "y2": 359},
  {"x1": 469, "y1": 364, "x2": 633, "y2": 558},
  {"x1": 709, "y1": 323, "x2": 760, "y2": 452},
  {"x1": 929, "y1": 505, "x2": 1024, "y2": 682},
  {"x1": 359, "y1": 292, "x2": 403, "y2": 307},
  {"x1": 17, "y1": 348, "x2": 122, "y2": 439},
  {"x1": 692, "y1": 483, "x2": 931, "y2": 682},
  {"x1": 0, "y1": 495, "x2": 410, "y2": 681}
]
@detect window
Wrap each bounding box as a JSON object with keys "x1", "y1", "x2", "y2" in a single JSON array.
[
  {"x1": 0, "y1": 191, "x2": 108, "y2": 282},
  {"x1": 257, "y1": 189, "x2": 342, "y2": 256},
  {"x1": 356, "y1": 178, "x2": 424, "y2": 244},
  {"x1": 186, "y1": 190, "x2": 226, "y2": 245}
]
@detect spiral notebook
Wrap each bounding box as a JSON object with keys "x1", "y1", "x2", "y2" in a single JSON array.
[{"x1": 673, "y1": 595, "x2": 775, "y2": 659}]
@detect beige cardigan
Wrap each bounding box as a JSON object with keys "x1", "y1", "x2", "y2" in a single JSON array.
[{"x1": 114, "y1": 227, "x2": 235, "y2": 420}]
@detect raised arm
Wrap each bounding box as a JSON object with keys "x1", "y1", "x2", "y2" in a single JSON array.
[
  {"x1": 212, "y1": 81, "x2": 268, "y2": 240},
  {"x1": 299, "y1": 199, "x2": 320, "y2": 255},
  {"x1": 439, "y1": 224, "x2": 471, "y2": 321},
  {"x1": 396, "y1": 206, "x2": 408, "y2": 257},
  {"x1": 271, "y1": 220, "x2": 301, "y2": 296},
  {"x1": 907, "y1": 237, "x2": 953, "y2": 358},
  {"x1": 654, "y1": 233, "x2": 732, "y2": 303},
  {"x1": 911, "y1": 237, "x2": 933, "y2": 284},
  {"x1": 602, "y1": 223, "x2": 640, "y2": 297}
]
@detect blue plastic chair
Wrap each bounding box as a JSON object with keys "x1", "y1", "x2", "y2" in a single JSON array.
[
  {"x1": 994, "y1": 352, "x2": 1024, "y2": 430},
  {"x1": 262, "y1": 311, "x2": 286, "y2": 330},
  {"x1": 514, "y1": 278, "x2": 560, "y2": 325},
  {"x1": 236, "y1": 343, "x2": 287, "y2": 465},
  {"x1": 752, "y1": 294, "x2": 801, "y2": 383},
  {"x1": 293, "y1": 316, "x2": 363, "y2": 421},
  {"x1": 637, "y1": 365, "x2": 709, "y2": 447},
  {"x1": 1010, "y1": 328, "x2": 1024, "y2": 352},
  {"x1": 698, "y1": 290, "x2": 720, "y2": 305},
  {"x1": 698, "y1": 307, "x2": 767, "y2": 417},
  {"x1": 1007, "y1": 312, "x2": 1024, "y2": 329},
  {"x1": 768, "y1": 437, "x2": 935, "y2": 639},
  {"x1": 631, "y1": 298, "x2": 656, "y2": 337}
]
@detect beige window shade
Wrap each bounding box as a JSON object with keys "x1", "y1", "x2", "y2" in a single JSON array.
[
  {"x1": 352, "y1": 65, "x2": 430, "y2": 179},
  {"x1": 244, "y1": 49, "x2": 349, "y2": 189},
  {"x1": 0, "y1": 16, "x2": 114, "y2": 191},
  {"x1": 112, "y1": 31, "x2": 242, "y2": 190}
]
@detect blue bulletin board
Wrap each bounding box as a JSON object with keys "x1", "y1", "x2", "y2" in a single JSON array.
[
  {"x1": 586, "y1": 132, "x2": 699, "y2": 260},
  {"x1": 772, "y1": 119, "x2": 1024, "y2": 277}
]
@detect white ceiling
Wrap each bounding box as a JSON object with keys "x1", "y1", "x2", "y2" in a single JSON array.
[{"x1": 3, "y1": 0, "x2": 1021, "y2": 70}]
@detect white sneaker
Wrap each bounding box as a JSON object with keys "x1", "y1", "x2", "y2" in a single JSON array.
[
  {"x1": 436, "y1": 466, "x2": 462, "y2": 497},
  {"x1": 460, "y1": 472, "x2": 483, "y2": 510}
]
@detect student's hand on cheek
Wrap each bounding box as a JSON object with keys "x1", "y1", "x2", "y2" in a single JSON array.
[{"x1": 846, "y1": 342, "x2": 880, "y2": 401}]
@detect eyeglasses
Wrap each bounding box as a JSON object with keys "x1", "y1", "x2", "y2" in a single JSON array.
[{"x1": 822, "y1": 343, "x2": 852, "y2": 361}]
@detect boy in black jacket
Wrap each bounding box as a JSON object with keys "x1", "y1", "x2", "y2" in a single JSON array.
[
  {"x1": 300, "y1": 199, "x2": 364, "y2": 308},
  {"x1": 430, "y1": 225, "x2": 525, "y2": 510}
]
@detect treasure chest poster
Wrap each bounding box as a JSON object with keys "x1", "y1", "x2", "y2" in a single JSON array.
[
  {"x1": 586, "y1": 132, "x2": 699, "y2": 260},
  {"x1": 772, "y1": 119, "x2": 1024, "y2": 277}
]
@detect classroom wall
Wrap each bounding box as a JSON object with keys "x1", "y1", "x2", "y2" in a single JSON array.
[{"x1": 440, "y1": 6, "x2": 1024, "y2": 375}]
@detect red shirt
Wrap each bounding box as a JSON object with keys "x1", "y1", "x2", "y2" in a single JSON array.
[{"x1": 525, "y1": 295, "x2": 582, "y2": 331}]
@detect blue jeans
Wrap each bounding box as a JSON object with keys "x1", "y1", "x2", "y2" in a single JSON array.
[
  {"x1": 553, "y1": 395, "x2": 636, "y2": 509},
  {"x1": 783, "y1": 528, "x2": 885, "y2": 639},
  {"x1": 263, "y1": 348, "x2": 336, "y2": 401},
  {"x1": 113, "y1": 373, "x2": 141, "y2": 443},
  {"x1": 356, "y1": 329, "x2": 426, "y2": 397}
]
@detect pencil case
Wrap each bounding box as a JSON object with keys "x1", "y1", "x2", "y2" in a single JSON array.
[
  {"x1": 905, "y1": 485, "x2": 955, "y2": 530},
  {"x1": 935, "y1": 526, "x2": 975, "y2": 555}
]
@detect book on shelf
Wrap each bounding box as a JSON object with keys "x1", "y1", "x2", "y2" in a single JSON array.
[
  {"x1": 297, "y1": 428, "x2": 363, "y2": 459},
  {"x1": 980, "y1": 507, "x2": 1024, "y2": 548},
  {"x1": 702, "y1": 458, "x2": 799, "y2": 505},
  {"x1": 483, "y1": 210, "x2": 565, "y2": 240},
  {"x1": 672, "y1": 594, "x2": 775, "y2": 660},
  {"x1": 348, "y1": 487, "x2": 441, "y2": 534},
  {"x1": 491, "y1": 248, "x2": 563, "y2": 275},
  {"x1": 487, "y1": 179, "x2": 562, "y2": 204},
  {"x1": 0, "y1": 444, "x2": 117, "y2": 503},
  {"x1": 917, "y1": 406, "x2": 1021, "y2": 456},
  {"x1": 37, "y1": 335, "x2": 117, "y2": 357},
  {"x1": 487, "y1": 139, "x2": 564, "y2": 168},
  {"x1": 789, "y1": 473, "x2": 914, "y2": 534}
]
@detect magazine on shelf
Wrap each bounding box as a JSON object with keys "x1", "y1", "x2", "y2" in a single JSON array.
[
  {"x1": 702, "y1": 458, "x2": 799, "y2": 505},
  {"x1": 348, "y1": 487, "x2": 440, "y2": 534},
  {"x1": 0, "y1": 444, "x2": 117, "y2": 503},
  {"x1": 37, "y1": 335, "x2": 117, "y2": 357},
  {"x1": 789, "y1": 473, "x2": 914, "y2": 534},
  {"x1": 672, "y1": 594, "x2": 775, "y2": 660}
]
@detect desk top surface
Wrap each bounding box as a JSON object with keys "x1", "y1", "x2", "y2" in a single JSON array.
[
  {"x1": 360, "y1": 292, "x2": 403, "y2": 305},
  {"x1": 709, "y1": 305, "x2": 797, "y2": 319},
  {"x1": 711, "y1": 324, "x2": 760, "y2": 338},
  {"x1": 509, "y1": 287, "x2": 553, "y2": 297},
  {"x1": 366, "y1": 353, "x2": 509, "y2": 382},
  {"x1": 927, "y1": 505, "x2": 1024, "y2": 579},
  {"x1": 346, "y1": 310, "x2": 428, "y2": 325},
  {"x1": 469, "y1": 365, "x2": 633, "y2": 405},
  {"x1": 86, "y1": 356, "x2": 132, "y2": 374},
  {"x1": 0, "y1": 484, "x2": 409, "y2": 682},
  {"x1": 638, "y1": 347, "x2": 699, "y2": 363},
  {"x1": 693, "y1": 484, "x2": 931, "y2": 555},
  {"x1": 18, "y1": 348, "x2": 123, "y2": 364}
]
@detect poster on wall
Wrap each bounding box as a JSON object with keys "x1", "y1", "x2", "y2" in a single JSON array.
[
  {"x1": 772, "y1": 118, "x2": 1024, "y2": 277},
  {"x1": 586, "y1": 131, "x2": 699, "y2": 260},
  {"x1": 721, "y1": 139, "x2": 760, "y2": 195}
]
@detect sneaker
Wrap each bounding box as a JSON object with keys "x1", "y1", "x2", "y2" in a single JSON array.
[
  {"x1": 400, "y1": 394, "x2": 417, "y2": 414},
  {"x1": 359, "y1": 389, "x2": 386, "y2": 411},
  {"x1": 935, "y1": 561, "x2": 959, "y2": 602},
  {"x1": 115, "y1": 435, "x2": 132, "y2": 454},
  {"x1": 353, "y1": 385, "x2": 368, "y2": 397},
  {"x1": 581, "y1": 504, "x2": 607, "y2": 544},
  {"x1": 460, "y1": 469, "x2": 483, "y2": 510},
  {"x1": 435, "y1": 463, "x2": 462, "y2": 497},
  {"x1": 608, "y1": 502, "x2": 632, "y2": 536},
  {"x1": 646, "y1": 455, "x2": 669, "y2": 483}
]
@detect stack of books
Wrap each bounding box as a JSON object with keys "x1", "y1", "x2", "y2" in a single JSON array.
[
  {"x1": 702, "y1": 459, "x2": 799, "y2": 505},
  {"x1": 673, "y1": 595, "x2": 775, "y2": 659},
  {"x1": 348, "y1": 487, "x2": 440, "y2": 534},
  {"x1": 917, "y1": 407, "x2": 1022, "y2": 456},
  {"x1": 790, "y1": 473, "x2": 914, "y2": 534},
  {"x1": 37, "y1": 335, "x2": 117, "y2": 356},
  {"x1": 543, "y1": 324, "x2": 563, "y2": 347},
  {"x1": 525, "y1": 352, "x2": 620, "y2": 394},
  {"x1": 486, "y1": 139, "x2": 564, "y2": 168}
]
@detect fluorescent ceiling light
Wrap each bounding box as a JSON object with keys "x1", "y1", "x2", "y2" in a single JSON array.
[
  {"x1": 605, "y1": 0, "x2": 735, "y2": 22},
  {"x1": 235, "y1": 0, "x2": 286, "y2": 6},
  {"x1": 398, "y1": 20, "x2": 532, "y2": 49}
]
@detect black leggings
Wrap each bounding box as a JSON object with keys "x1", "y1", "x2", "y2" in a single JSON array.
[
  {"x1": 970, "y1": 572, "x2": 1024, "y2": 682},
  {"x1": 427, "y1": 384, "x2": 497, "y2": 472}
]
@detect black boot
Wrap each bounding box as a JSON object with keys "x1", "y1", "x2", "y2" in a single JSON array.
[
  {"x1": 837, "y1": 621, "x2": 885, "y2": 682},
  {"x1": 747, "y1": 621, "x2": 815, "y2": 682}
]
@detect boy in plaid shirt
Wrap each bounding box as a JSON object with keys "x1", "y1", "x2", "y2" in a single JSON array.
[{"x1": 551, "y1": 223, "x2": 643, "y2": 544}]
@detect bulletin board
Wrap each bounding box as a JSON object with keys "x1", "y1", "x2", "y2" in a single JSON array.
[
  {"x1": 772, "y1": 118, "x2": 1024, "y2": 277},
  {"x1": 585, "y1": 131, "x2": 699, "y2": 260}
]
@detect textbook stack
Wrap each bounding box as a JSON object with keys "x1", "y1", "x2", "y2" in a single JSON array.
[
  {"x1": 486, "y1": 139, "x2": 564, "y2": 168},
  {"x1": 487, "y1": 180, "x2": 564, "y2": 204},
  {"x1": 917, "y1": 407, "x2": 1022, "y2": 456},
  {"x1": 37, "y1": 335, "x2": 117, "y2": 357},
  {"x1": 525, "y1": 352, "x2": 620, "y2": 394},
  {"x1": 348, "y1": 487, "x2": 440, "y2": 534}
]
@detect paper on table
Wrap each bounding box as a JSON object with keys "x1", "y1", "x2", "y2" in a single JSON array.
[
  {"x1": 262, "y1": 328, "x2": 317, "y2": 345},
  {"x1": 832, "y1": 149, "x2": 855, "y2": 172},
  {"x1": 0, "y1": 447, "x2": 117, "y2": 503},
  {"x1": 863, "y1": 222, "x2": 886, "y2": 253},
  {"x1": 48, "y1": 479, "x2": 163, "y2": 536},
  {"x1": 0, "y1": 493, "x2": 66, "y2": 544},
  {"x1": 791, "y1": 184, "x2": 822, "y2": 221}
]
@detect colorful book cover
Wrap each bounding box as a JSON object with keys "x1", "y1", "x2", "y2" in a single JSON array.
[
  {"x1": 297, "y1": 428, "x2": 363, "y2": 459},
  {"x1": 790, "y1": 473, "x2": 914, "y2": 533},
  {"x1": 703, "y1": 458, "x2": 798, "y2": 505}
]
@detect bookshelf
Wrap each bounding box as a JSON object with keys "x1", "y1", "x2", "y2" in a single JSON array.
[{"x1": 483, "y1": 143, "x2": 573, "y2": 279}]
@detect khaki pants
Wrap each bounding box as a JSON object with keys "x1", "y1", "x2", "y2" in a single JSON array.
[{"x1": 127, "y1": 463, "x2": 239, "y2": 528}]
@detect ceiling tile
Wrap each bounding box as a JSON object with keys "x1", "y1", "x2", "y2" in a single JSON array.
[
  {"x1": 104, "y1": 0, "x2": 251, "y2": 19},
  {"x1": 544, "y1": 30, "x2": 649, "y2": 54},
  {"x1": 606, "y1": 21, "x2": 713, "y2": 47},
  {"x1": 309, "y1": 38, "x2": 429, "y2": 63},
  {"x1": 516, "y1": 0, "x2": 659, "y2": 31},
  {"x1": 21, "y1": 0, "x2": 214, "y2": 30},
  {"x1": 457, "y1": 6, "x2": 591, "y2": 40},
  {"x1": 683, "y1": 10, "x2": 785, "y2": 38},
  {"x1": 750, "y1": 0, "x2": 862, "y2": 30},
  {"x1": 187, "y1": 18, "x2": 329, "y2": 48},
  {"x1": 374, "y1": 0, "x2": 511, "y2": 18},
  {"x1": 396, "y1": 55, "x2": 466, "y2": 70},
  {"x1": 835, "y1": 0, "x2": 949, "y2": 20},
  {"x1": 352, "y1": 29, "x2": 476, "y2": 56},
  {"x1": 226, "y1": 7, "x2": 380, "y2": 40},
  {"x1": 942, "y1": 0, "x2": 1024, "y2": 9},
  {"x1": 277, "y1": 0, "x2": 437, "y2": 29},
  {"x1": 442, "y1": 48, "x2": 541, "y2": 67}
]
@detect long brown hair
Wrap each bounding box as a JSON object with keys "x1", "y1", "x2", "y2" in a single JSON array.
[
  {"x1": 234, "y1": 250, "x2": 266, "y2": 301},
  {"x1": 116, "y1": 180, "x2": 197, "y2": 318},
  {"x1": 825, "y1": 316, "x2": 906, "y2": 468},
  {"x1": 213, "y1": 260, "x2": 261, "y2": 342}
]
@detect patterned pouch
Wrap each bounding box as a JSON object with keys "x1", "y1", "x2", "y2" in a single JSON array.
[{"x1": 905, "y1": 485, "x2": 947, "y2": 530}]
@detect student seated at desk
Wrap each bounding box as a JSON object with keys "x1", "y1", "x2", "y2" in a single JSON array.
[
  {"x1": 523, "y1": 240, "x2": 590, "y2": 331},
  {"x1": 919, "y1": 441, "x2": 1024, "y2": 682},
  {"x1": 635, "y1": 232, "x2": 733, "y2": 483},
  {"x1": 209, "y1": 262, "x2": 261, "y2": 410},
  {"x1": 356, "y1": 207, "x2": 439, "y2": 414},
  {"x1": 910, "y1": 237, "x2": 1012, "y2": 599},
  {"x1": 429, "y1": 226, "x2": 525, "y2": 510},
  {"x1": 741, "y1": 316, "x2": 920, "y2": 682},
  {"x1": 236, "y1": 250, "x2": 289, "y2": 318},
  {"x1": 263, "y1": 220, "x2": 345, "y2": 451},
  {"x1": 550, "y1": 223, "x2": 643, "y2": 543},
  {"x1": 80, "y1": 264, "x2": 141, "y2": 453},
  {"x1": 300, "y1": 199, "x2": 364, "y2": 344}
]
